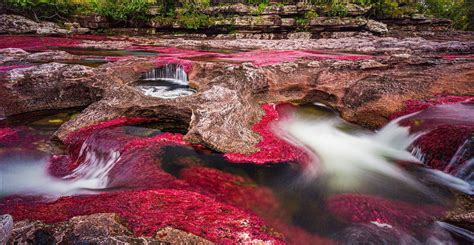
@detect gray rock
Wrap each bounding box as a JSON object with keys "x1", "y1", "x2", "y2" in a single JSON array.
[
  {"x1": 0, "y1": 214, "x2": 13, "y2": 244},
  {"x1": 365, "y1": 19, "x2": 389, "y2": 34},
  {"x1": 0, "y1": 14, "x2": 70, "y2": 35}
]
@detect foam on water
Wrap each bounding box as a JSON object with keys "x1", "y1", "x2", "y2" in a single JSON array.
[
  {"x1": 276, "y1": 114, "x2": 426, "y2": 192},
  {"x1": 0, "y1": 137, "x2": 120, "y2": 198},
  {"x1": 137, "y1": 64, "x2": 195, "y2": 99}
]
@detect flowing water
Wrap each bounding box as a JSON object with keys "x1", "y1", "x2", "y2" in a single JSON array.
[
  {"x1": 135, "y1": 64, "x2": 196, "y2": 99},
  {"x1": 0, "y1": 103, "x2": 472, "y2": 243},
  {"x1": 0, "y1": 43, "x2": 473, "y2": 243}
]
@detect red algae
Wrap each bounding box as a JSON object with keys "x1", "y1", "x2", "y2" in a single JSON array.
[
  {"x1": 0, "y1": 36, "x2": 81, "y2": 51},
  {"x1": 326, "y1": 194, "x2": 445, "y2": 231},
  {"x1": 0, "y1": 126, "x2": 48, "y2": 149},
  {"x1": 127, "y1": 46, "x2": 373, "y2": 70},
  {"x1": 390, "y1": 95, "x2": 473, "y2": 120},
  {"x1": 225, "y1": 104, "x2": 308, "y2": 164},
  {"x1": 0, "y1": 128, "x2": 17, "y2": 142},
  {"x1": 390, "y1": 96, "x2": 474, "y2": 172},
  {"x1": 222, "y1": 50, "x2": 373, "y2": 67},
  {"x1": 1, "y1": 119, "x2": 288, "y2": 244},
  {"x1": 179, "y1": 166, "x2": 282, "y2": 216},
  {"x1": 0, "y1": 189, "x2": 285, "y2": 244},
  {"x1": 412, "y1": 125, "x2": 472, "y2": 171}
]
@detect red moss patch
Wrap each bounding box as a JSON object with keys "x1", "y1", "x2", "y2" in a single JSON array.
[
  {"x1": 389, "y1": 95, "x2": 473, "y2": 120},
  {"x1": 223, "y1": 50, "x2": 373, "y2": 66},
  {"x1": 411, "y1": 125, "x2": 472, "y2": 171},
  {"x1": 0, "y1": 189, "x2": 285, "y2": 244},
  {"x1": 390, "y1": 96, "x2": 474, "y2": 172},
  {"x1": 1, "y1": 119, "x2": 287, "y2": 243},
  {"x1": 327, "y1": 194, "x2": 445, "y2": 231},
  {"x1": 0, "y1": 36, "x2": 81, "y2": 51},
  {"x1": 224, "y1": 104, "x2": 309, "y2": 165}
]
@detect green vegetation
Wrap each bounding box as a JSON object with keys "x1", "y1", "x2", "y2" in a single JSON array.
[
  {"x1": 418, "y1": 0, "x2": 470, "y2": 30},
  {"x1": 3, "y1": 0, "x2": 473, "y2": 30},
  {"x1": 327, "y1": 1, "x2": 348, "y2": 17}
]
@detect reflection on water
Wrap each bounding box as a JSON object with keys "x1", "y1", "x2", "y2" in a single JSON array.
[{"x1": 0, "y1": 104, "x2": 472, "y2": 243}]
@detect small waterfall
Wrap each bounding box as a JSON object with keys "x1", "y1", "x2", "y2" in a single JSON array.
[
  {"x1": 276, "y1": 113, "x2": 427, "y2": 193},
  {"x1": 142, "y1": 64, "x2": 188, "y2": 85},
  {"x1": 137, "y1": 64, "x2": 195, "y2": 99},
  {"x1": 0, "y1": 134, "x2": 121, "y2": 198}
]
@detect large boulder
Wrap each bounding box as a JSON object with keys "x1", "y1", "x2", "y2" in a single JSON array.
[{"x1": 0, "y1": 14, "x2": 88, "y2": 35}]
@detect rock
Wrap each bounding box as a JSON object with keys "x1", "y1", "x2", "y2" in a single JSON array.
[
  {"x1": 0, "y1": 48, "x2": 29, "y2": 64},
  {"x1": 0, "y1": 48, "x2": 78, "y2": 65},
  {"x1": 8, "y1": 213, "x2": 213, "y2": 244},
  {"x1": 287, "y1": 32, "x2": 312, "y2": 39},
  {"x1": 155, "y1": 226, "x2": 214, "y2": 244},
  {"x1": 203, "y1": 3, "x2": 250, "y2": 15},
  {"x1": 0, "y1": 34, "x2": 473, "y2": 161},
  {"x1": 365, "y1": 19, "x2": 389, "y2": 35},
  {"x1": 26, "y1": 50, "x2": 78, "y2": 62},
  {"x1": 346, "y1": 3, "x2": 370, "y2": 16},
  {"x1": 1, "y1": 62, "x2": 100, "y2": 116},
  {"x1": 0, "y1": 214, "x2": 13, "y2": 244},
  {"x1": 143, "y1": 33, "x2": 473, "y2": 54},
  {"x1": 0, "y1": 15, "x2": 71, "y2": 35},
  {"x1": 0, "y1": 14, "x2": 40, "y2": 34}
]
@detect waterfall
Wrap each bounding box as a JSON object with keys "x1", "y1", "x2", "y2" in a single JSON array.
[
  {"x1": 137, "y1": 64, "x2": 195, "y2": 99},
  {"x1": 142, "y1": 64, "x2": 188, "y2": 85}
]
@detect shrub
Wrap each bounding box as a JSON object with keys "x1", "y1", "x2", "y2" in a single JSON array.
[
  {"x1": 5, "y1": 0, "x2": 80, "y2": 21},
  {"x1": 418, "y1": 0, "x2": 469, "y2": 30},
  {"x1": 327, "y1": 2, "x2": 348, "y2": 17}
]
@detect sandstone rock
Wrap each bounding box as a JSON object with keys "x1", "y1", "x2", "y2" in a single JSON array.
[
  {"x1": 0, "y1": 14, "x2": 87, "y2": 35},
  {"x1": 155, "y1": 226, "x2": 214, "y2": 244},
  {"x1": 8, "y1": 213, "x2": 208, "y2": 244},
  {"x1": 287, "y1": 32, "x2": 312, "y2": 39},
  {"x1": 346, "y1": 3, "x2": 370, "y2": 16},
  {"x1": 203, "y1": 3, "x2": 250, "y2": 15},
  {"x1": 0, "y1": 14, "x2": 41, "y2": 34},
  {"x1": 0, "y1": 214, "x2": 13, "y2": 244},
  {"x1": 0, "y1": 48, "x2": 29, "y2": 64},
  {"x1": 1, "y1": 63, "x2": 100, "y2": 116},
  {"x1": 0, "y1": 48, "x2": 78, "y2": 65},
  {"x1": 1, "y1": 35, "x2": 473, "y2": 156},
  {"x1": 365, "y1": 19, "x2": 389, "y2": 35}
]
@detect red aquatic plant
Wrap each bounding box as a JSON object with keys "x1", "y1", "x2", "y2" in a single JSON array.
[
  {"x1": 224, "y1": 104, "x2": 309, "y2": 164},
  {"x1": 222, "y1": 50, "x2": 372, "y2": 66},
  {"x1": 390, "y1": 95, "x2": 473, "y2": 120},
  {"x1": 0, "y1": 189, "x2": 285, "y2": 244},
  {"x1": 0, "y1": 36, "x2": 81, "y2": 51},
  {"x1": 327, "y1": 194, "x2": 445, "y2": 231},
  {"x1": 390, "y1": 96, "x2": 474, "y2": 171},
  {"x1": 1, "y1": 120, "x2": 290, "y2": 244}
]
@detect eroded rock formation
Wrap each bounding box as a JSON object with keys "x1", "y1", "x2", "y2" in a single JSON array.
[{"x1": 1, "y1": 44, "x2": 473, "y2": 158}]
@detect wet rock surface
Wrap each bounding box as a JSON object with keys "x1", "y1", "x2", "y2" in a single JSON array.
[
  {"x1": 0, "y1": 35, "x2": 473, "y2": 158},
  {"x1": 0, "y1": 32, "x2": 473, "y2": 244}
]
